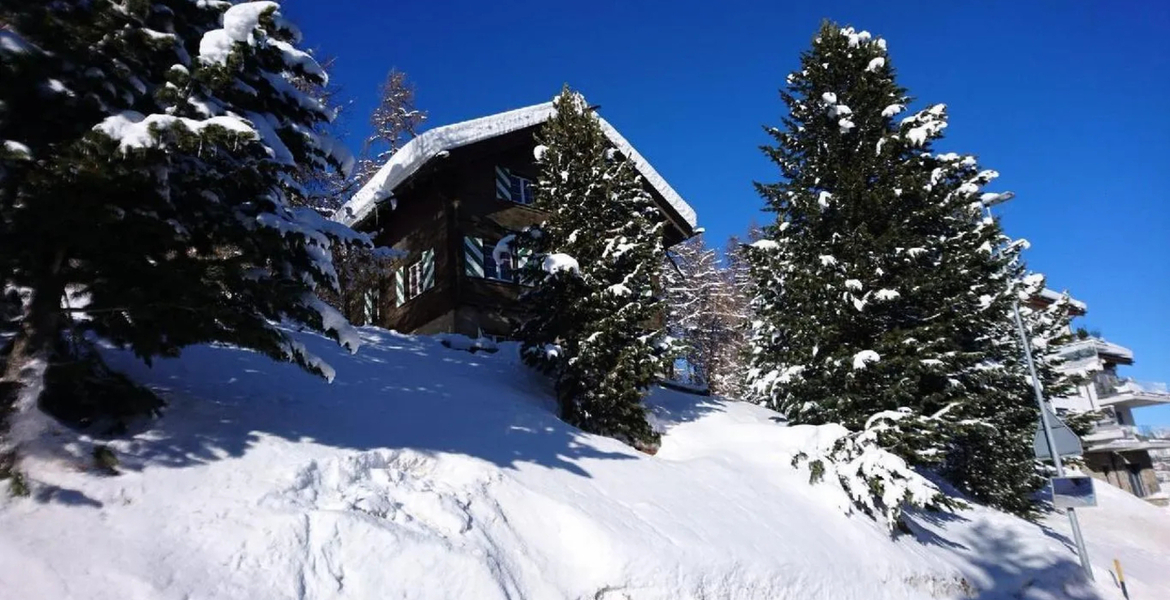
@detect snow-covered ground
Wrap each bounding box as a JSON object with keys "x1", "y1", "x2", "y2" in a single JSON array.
[{"x1": 1, "y1": 328, "x2": 1166, "y2": 599}]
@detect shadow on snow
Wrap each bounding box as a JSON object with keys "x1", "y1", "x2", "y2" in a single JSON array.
[
  {"x1": 905, "y1": 496, "x2": 1098, "y2": 600},
  {"x1": 63, "y1": 327, "x2": 721, "y2": 479}
]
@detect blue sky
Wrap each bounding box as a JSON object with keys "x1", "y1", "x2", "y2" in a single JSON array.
[{"x1": 283, "y1": 0, "x2": 1170, "y2": 426}]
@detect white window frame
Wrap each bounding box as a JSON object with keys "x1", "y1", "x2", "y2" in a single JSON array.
[
  {"x1": 514, "y1": 175, "x2": 536, "y2": 205},
  {"x1": 407, "y1": 260, "x2": 423, "y2": 299}
]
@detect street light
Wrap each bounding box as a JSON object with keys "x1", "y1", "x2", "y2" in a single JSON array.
[
  {"x1": 1011, "y1": 301, "x2": 1094, "y2": 581},
  {"x1": 990, "y1": 191, "x2": 1094, "y2": 581}
]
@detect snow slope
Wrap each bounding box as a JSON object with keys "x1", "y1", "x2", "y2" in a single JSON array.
[{"x1": 0, "y1": 328, "x2": 1164, "y2": 600}]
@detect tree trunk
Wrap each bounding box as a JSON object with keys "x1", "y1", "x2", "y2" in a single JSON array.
[{"x1": 1, "y1": 252, "x2": 66, "y2": 449}]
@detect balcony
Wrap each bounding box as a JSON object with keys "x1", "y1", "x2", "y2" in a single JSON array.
[
  {"x1": 1058, "y1": 337, "x2": 1135, "y2": 366},
  {"x1": 1085, "y1": 416, "x2": 1170, "y2": 452},
  {"x1": 1094, "y1": 373, "x2": 1170, "y2": 408}
]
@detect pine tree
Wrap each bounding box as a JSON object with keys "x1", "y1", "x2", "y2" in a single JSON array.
[
  {"x1": 747, "y1": 22, "x2": 1040, "y2": 516},
  {"x1": 516, "y1": 87, "x2": 666, "y2": 452},
  {"x1": 942, "y1": 272, "x2": 1081, "y2": 516},
  {"x1": 0, "y1": 1, "x2": 363, "y2": 477}
]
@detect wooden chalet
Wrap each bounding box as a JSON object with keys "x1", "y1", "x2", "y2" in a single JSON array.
[{"x1": 334, "y1": 102, "x2": 699, "y2": 339}]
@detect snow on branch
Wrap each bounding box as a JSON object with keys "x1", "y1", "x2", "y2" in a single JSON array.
[
  {"x1": 900, "y1": 104, "x2": 948, "y2": 147},
  {"x1": 789, "y1": 410, "x2": 956, "y2": 532},
  {"x1": 199, "y1": 1, "x2": 281, "y2": 64},
  {"x1": 94, "y1": 111, "x2": 255, "y2": 152},
  {"x1": 542, "y1": 253, "x2": 580, "y2": 276}
]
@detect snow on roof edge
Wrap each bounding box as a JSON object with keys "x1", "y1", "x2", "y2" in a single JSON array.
[
  {"x1": 336, "y1": 103, "x2": 555, "y2": 227},
  {"x1": 1037, "y1": 288, "x2": 1088, "y2": 312},
  {"x1": 596, "y1": 116, "x2": 697, "y2": 230},
  {"x1": 334, "y1": 102, "x2": 698, "y2": 231}
]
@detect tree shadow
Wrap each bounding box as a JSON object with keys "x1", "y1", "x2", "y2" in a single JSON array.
[
  {"x1": 646, "y1": 387, "x2": 729, "y2": 434},
  {"x1": 33, "y1": 484, "x2": 103, "y2": 509},
  {"x1": 904, "y1": 509, "x2": 969, "y2": 550},
  {"x1": 905, "y1": 504, "x2": 1100, "y2": 600},
  {"x1": 67, "y1": 329, "x2": 670, "y2": 479},
  {"x1": 959, "y1": 521, "x2": 1098, "y2": 600}
]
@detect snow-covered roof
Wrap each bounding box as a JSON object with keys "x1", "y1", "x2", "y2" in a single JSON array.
[
  {"x1": 334, "y1": 102, "x2": 698, "y2": 231},
  {"x1": 1036, "y1": 288, "x2": 1087, "y2": 313}
]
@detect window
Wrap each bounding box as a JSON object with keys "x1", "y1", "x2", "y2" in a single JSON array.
[
  {"x1": 464, "y1": 236, "x2": 529, "y2": 284},
  {"x1": 484, "y1": 239, "x2": 520, "y2": 282},
  {"x1": 395, "y1": 248, "x2": 435, "y2": 306},
  {"x1": 514, "y1": 176, "x2": 536, "y2": 205},
  {"x1": 407, "y1": 260, "x2": 424, "y2": 298},
  {"x1": 494, "y1": 166, "x2": 536, "y2": 205},
  {"x1": 362, "y1": 288, "x2": 379, "y2": 324}
]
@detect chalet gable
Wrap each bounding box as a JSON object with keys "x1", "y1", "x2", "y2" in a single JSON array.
[{"x1": 334, "y1": 102, "x2": 698, "y2": 237}]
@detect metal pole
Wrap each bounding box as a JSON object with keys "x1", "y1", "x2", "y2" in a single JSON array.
[{"x1": 1012, "y1": 301, "x2": 1094, "y2": 581}]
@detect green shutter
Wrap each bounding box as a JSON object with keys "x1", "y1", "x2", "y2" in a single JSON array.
[
  {"x1": 494, "y1": 166, "x2": 512, "y2": 202},
  {"x1": 463, "y1": 236, "x2": 484, "y2": 278},
  {"x1": 421, "y1": 248, "x2": 435, "y2": 290},
  {"x1": 363, "y1": 288, "x2": 379, "y2": 324}
]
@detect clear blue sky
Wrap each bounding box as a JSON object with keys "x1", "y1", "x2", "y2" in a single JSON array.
[{"x1": 283, "y1": 0, "x2": 1170, "y2": 426}]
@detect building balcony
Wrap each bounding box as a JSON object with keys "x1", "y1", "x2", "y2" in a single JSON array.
[
  {"x1": 1057, "y1": 337, "x2": 1135, "y2": 366},
  {"x1": 1085, "y1": 420, "x2": 1170, "y2": 452},
  {"x1": 1094, "y1": 373, "x2": 1170, "y2": 409}
]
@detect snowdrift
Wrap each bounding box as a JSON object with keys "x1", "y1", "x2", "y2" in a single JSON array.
[{"x1": 1, "y1": 328, "x2": 1164, "y2": 599}]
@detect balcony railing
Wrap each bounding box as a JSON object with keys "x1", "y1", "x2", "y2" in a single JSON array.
[
  {"x1": 1093, "y1": 372, "x2": 1170, "y2": 400},
  {"x1": 1085, "y1": 418, "x2": 1169, "y2": 449},
  {"x1": 1059, "y1": 337, "x2": 1135, "y2": 363}
]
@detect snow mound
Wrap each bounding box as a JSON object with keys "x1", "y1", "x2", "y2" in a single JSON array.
[{"x1": 0, "y1": 328, "x2": 1159, "y2": 599}]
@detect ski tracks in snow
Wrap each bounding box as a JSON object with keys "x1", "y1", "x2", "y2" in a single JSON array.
[{"x1": 257, "y1": 448, "x2": 545, "y2": 599}]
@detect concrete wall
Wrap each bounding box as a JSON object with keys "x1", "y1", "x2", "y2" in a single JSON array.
[{"x1": 1082, "y1": 450, "x2": 1162, "y2": 501}]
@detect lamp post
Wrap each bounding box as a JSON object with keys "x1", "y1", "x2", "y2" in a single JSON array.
[
  {"x1": 1011, "y1": 301, "x2": 1094, "y2": 581},
  {"x1": 988, "y1": 191, "x2": 1094, "y2": 581}
]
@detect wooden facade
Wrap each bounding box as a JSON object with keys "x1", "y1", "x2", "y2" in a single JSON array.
[{"x1": 354, "y1": 122, "x2": 694, "y2": 339}]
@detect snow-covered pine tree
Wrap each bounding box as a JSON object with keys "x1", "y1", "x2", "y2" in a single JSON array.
[
  {"x1": 942, "y1": 272, "x2": 1082, "y2": 517},
  {"x1": 1019, "y1": 275, "x2": 1081, "y2": 405},
  {"x1": 0, "y1": 1, "x2": 363, "y2": 480},
  {"x1": 747, "y1": 21, "x2": 1041, "y2": 515},
  {"x1": 516, "y1": 87, "x2": 666, "y2": 452},
  {"x1": 291, "y1": 54, "x2": 352, "y2": 212}
]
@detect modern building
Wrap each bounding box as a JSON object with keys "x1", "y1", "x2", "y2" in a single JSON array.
[
  {"x1": 1037, "y1": 291, "x2": 1170, "y2": 504},
  {"x1": 332, "y1": 102, "x2": 698, "y2": 339},
  {"x1": 1148, "y1": 429, "x2": 1170, "y2": 489}
]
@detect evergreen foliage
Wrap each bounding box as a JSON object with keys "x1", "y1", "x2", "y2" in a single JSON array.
[
  {"x1": 516, "y1": 87, "x2": 666, "y2": 452},
  {"x1": 746, "y1": 21, "x2": 1046, "y2": 516},
  {"x1": 0, "y1": 1, "x2": 364, "y2": 457}
]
